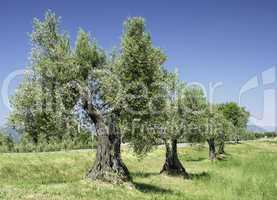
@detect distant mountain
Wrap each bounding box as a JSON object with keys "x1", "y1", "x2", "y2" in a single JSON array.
[
  {"x1": 262, "y1": 126, "x2": 277, "y2": 132},
  {"x1": 0, "y1": 126, "x2": 20, "y2": 143},
  {"x1": 247, "y1": 125, "x2": 266, "y2": 133}
]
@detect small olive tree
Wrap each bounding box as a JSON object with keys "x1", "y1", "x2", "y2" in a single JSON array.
[
  {"x1": 159, "y1": 73, "x2": 189, "y2": 177},
  {"x1": 218, "y1": 102, "x2": 249, "y2": 144},
  {"x1": 159, "y1": 74, "x2": 207, "y2": 177},
  {"x1": 204, "y1": 106, "x2": 235, "y2": 160}
]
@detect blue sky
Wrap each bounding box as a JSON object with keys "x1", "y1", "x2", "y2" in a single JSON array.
[{"x1": 0, "y1": 0, "x2": 277, "y2": 127}]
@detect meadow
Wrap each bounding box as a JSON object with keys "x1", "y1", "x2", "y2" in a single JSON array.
[{"x1": 0, "y1": 140, "x2": 276, "y2": 200}]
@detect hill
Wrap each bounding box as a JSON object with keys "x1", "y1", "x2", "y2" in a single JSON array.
[{"x1": 247, "y1": 125, "x2": 266, "y2": 133}]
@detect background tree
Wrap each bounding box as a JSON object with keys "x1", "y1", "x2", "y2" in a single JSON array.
[
  {"x1": 159, "y1": 76, "x2": 207, "y2": 176},
  {"x1": 218, "y1": 102, "x2": 250, "y2": 144},
  {"x1": 183, "y1": 86, "x2": 207, "y2": 144},
  {"x1": 0, "y1": 131, "x2": 14, "y2": 153},
  {"x1": 159, "y1": 73, "x2": 189, "y2": 177},
  {"x1": 204, "y1": 107, "x2": 227, "y2": 160},
  {"x1": 9, "y1": 77, "x2": 41, "y2": 143},
  {"x1": 215, "y1": 112, "x2": 235, "y2": 154},
  {"x1": 30, "y1": 10, "x2": 77, "y2": 142},
  {"x1": 9, "y1": 11, "x2": 91, "y2": 150}
]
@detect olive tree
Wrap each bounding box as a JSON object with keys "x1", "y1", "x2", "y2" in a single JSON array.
[
  {"x1": 218, "y1": 102, "x2": 250, "y2": 144},
  {"x1": 159, "y1": 75, "x2": 207, "y2": 177},
  {"x1": 10, "y1": 12, "x2": 171, "y2": 183},
  {"x1": 216, "y1": 111, "x2": 235, "y2": 154},
  {"x1": 116, "y1": 17, "x2": 166, "y2": 156},
  {"x1": 67, "y1": 17, "x2": 166, "y2": 183},
  {"x1": 158, "y1": 74, "x2": 189, "y2": 177},
  {"x1": 9, "y1": 11, "x2": 80, "y2": 144},
  {"x1": 204, "y1": 106, "x2": 235, "y2": 160}
]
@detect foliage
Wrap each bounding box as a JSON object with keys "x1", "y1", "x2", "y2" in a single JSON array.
[
  {"x1": 218, "y1": 102, "x2": 250, "y2": 141},
  {"x1": 117, "y1": 17, "x2": 166, "y2": 155},
  {"x1": 0, "y1": 133, "x2": 14, "y2": 153},
  {"x1": 8, "y1": 11, "x2": 93, "y2": 148},
  {"x1": 183, "y1": 85, "x2": 207, "y2": 143}
]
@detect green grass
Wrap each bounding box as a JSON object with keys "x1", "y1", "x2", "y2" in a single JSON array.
[{"x1": 0, "y1": 140, "x2": 277, "y2": 200}]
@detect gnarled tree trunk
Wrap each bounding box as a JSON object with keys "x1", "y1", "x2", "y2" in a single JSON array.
[
  {"x1": 217, "y1": 133, "x2": 225, "y2": 154},
  {"x1": 160, "y1": 139, "x2": 189, "y2": 178},
  {"x1": 218, "y1": 140, "x2": 225, "y2": 154},
  {"x1": 86, "y1": 116, "x2": 131, "y2": 183},
  {"x1": 235, "y1": 135, "x2": 240, "y2": 144},
  {"x1": 207, "y1": 138, "x2": 216, "y2": 160},
  {"x1": 81, "y1": 90, "x2": 130, "y2": 183}
]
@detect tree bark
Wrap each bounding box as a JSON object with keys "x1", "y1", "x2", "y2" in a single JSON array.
[
  {"x1": 207, "y1": 138, "x2": 216, "y2": 160},
  {"x1": 86, "y1": 126, "x2": 131, "y2": 183},
  {"x1": 77, "y1": 86, "x2": 131, "y2": 183},
  {"x1": 218, "y1": 140, "x2": 225, "y2": 154},
  {"x1": 82, "y1": 91, "x2": 130, "y2": 183},
  {"x1": 160, "y1": 139, "x2": 189, "y2": 178},
  {"x1": 217, "y1": 133, "x2": 225, "y2": 154},
  {"x1": 51, "y1": 80, "x2": 57, "y2": 113},
  {"x1": 235, "y1": 135, "x2": 240, "y2": 144}
]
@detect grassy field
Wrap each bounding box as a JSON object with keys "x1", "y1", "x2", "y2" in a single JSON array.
[{"x1": 0, "y1": 140, "x2": 277, "y2": 200}]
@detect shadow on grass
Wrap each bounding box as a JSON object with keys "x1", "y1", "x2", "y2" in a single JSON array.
[
  {"x1": 217, "y1": 156, "x2": 227, "y2": 161},
  {"x1": 265, "y1": 140, "x2": 277, "y2": 144},
  {"x1": 185, "y1": 157, "x2": 206, "y2": 162},
  {"x1": 226, "y1": 142, "x2": 241, "y2": 145},
  {"x1": 134, "y1": 182, "x2": 173, "y2": 194},
  {"x1": 216, "y1": 153, "x2": 232, "y2": 161},
  {"x1": 189, "y1": 172, "x2": 210, "y2": 180},
  {"x1": 132, "y1": 171, "x2": 159, "y2": 178}
]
